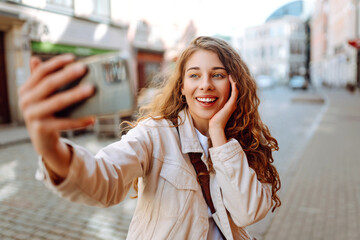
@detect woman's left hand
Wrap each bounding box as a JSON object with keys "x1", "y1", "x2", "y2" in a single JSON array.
[{"x1": 208, "y1": 75, "x2": 238, "y2": 146}]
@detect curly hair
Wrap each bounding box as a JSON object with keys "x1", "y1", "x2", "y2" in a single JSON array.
[{"x1": 132, "y1": 36, "x2": 281, "y2": 211}]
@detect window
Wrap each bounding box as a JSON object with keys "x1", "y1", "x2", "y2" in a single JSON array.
[
  {"x1": 73, "y1": 0, "x2": 110, "y2": 22},
  {"x1": 93, "y1": 0, "x2": 110, "y2": 18},
  {"x1": 46, "y1": 0, "x2": 73, "y2": 8},
  {"x1": 290, "y1": 41, "x2": 303, "y2": 55},
  {"x1": 46, "y1": 0, "x2": 74, "y2": 14},
  {"x1": 269, "y1": 45, "x2": 274, "y2": 58}
]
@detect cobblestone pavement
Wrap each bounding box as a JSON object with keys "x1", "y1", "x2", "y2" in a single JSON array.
[
  {"x1": 263, "y1": 89, "x2": 360, "y2": 240},
  {"x1": 247, "y1": 87, "x2": 327, "y2": 239},
  {"x1": 0, "y1": 136, "x2": 137, "y2": 240}
]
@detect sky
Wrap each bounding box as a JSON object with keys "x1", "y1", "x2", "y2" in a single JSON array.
[
  {"x1": 120, "y1": 0, "x2": 316, "y2": 38},
  {"x1": 194, "y1": 0, "x2": 316, "y2": 36}
]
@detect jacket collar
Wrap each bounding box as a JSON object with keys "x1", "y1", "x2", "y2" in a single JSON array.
[{"x1": 177, "y1": 109, "x2": 204, "y2": 154}]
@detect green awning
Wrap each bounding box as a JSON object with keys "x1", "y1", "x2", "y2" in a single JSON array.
[{"x1": 31, "y1": 41, "x2": 116, "y2": 56}]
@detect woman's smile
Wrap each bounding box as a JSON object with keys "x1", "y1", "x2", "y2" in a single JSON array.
[{"x1": 196, "y1": 96, "x2": 218, "y2": 107}]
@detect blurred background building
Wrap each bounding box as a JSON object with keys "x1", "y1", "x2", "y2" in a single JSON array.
[
  {"x1": 0, "y1": 0, "x2": 174, "y2": 126},
  {"x1": 1, "y1": 0, "x2": 360, "y2": 128},
  {"x1": 242, "y1": 0, "x2": 309, "y2": 85},
  {"x1": 310, "y1": 0, "x2": 360, "y2": 88},
  {"x1": 0, "y1": 0, "x2": 126, "y2": 124},
  {"x1": 128, "y1": 20, "x2": 165, "y2": 91}
]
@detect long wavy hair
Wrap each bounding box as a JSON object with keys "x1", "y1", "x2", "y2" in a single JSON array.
[{"x1": 132, "y1": 36, "x2": 281, "y2": 211}]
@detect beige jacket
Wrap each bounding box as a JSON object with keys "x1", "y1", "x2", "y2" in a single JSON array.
[{"x1": 36, "y1": 110, "x2": 272, "y2": 240}]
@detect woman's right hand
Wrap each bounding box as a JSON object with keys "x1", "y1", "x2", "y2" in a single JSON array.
[{"x1": 18, "y1": 54, "x2": 96, "y2": 179}]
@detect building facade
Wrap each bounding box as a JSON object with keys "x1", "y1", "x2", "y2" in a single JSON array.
[
  {"x1": 128, "y1": 20, "x2": 165, "y2": 91},
  {"x1": 0, "y1": 0, "x2": 131, "y2": 124},
  {"x1": 242, "y1": 1, "x2": 308, "y2": 84},
  {"x1": 310, "y1": 0, "x2": 359, "y2": 87},
  {"x1": 244, "y1": 16, "x2": 307, "y2": 84},
  {"x1": 0, "y1": 0, "x2": 171, "y2": 125}
]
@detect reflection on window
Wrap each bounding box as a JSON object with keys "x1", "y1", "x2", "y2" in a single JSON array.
[{"x1": 103, "y1": 59, "x2": 127, "y2": 84}]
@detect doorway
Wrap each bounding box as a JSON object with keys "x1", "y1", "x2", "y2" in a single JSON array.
[{"x1": 0, "y1": 31, "x2": 10, "y2": 123}]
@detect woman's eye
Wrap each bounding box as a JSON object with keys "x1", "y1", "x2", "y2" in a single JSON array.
[
  {"x1": 189, "y1": 74, "x2": 199, "y2": 78},
  {"x1": 213, "y1": 73, "x2": 225, "y2": 78}
]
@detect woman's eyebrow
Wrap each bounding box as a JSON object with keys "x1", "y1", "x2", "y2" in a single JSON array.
[
  {"x1": 212, "y1": 67, "x2": 226, "y2": 71},
  {"x1": 186, "y1": 67, "x2": 200, "y2": 72},
  {"x1": 186, "y1": 66, "x2": 226, "y2": 72}
]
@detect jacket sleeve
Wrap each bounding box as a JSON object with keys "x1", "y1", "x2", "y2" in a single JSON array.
[
  {"x1": 35, "y1": 123, "x2": 153, "y2": 208},
  {"x1": 209, "y1": 138, "x2": 273, "y2": 227}
]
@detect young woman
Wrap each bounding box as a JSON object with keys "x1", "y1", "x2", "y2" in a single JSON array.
[{"x1": 19, "y1": 36, "x2": 281, "y2": 240}]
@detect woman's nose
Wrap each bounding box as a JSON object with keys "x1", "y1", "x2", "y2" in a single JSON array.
[{"x1": 199, "y1": 75, "x2": 214, "y2": 90}]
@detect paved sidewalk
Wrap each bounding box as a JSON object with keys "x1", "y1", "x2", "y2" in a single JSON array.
[
  {"x1": 264, "y1": 89, "x2": 360, "y2": 240},
  {"x1": 0, "y1": 124, "x2": 29, "y2": 147},
  {"x1": 0, "y1": 133, "x2": 136, "y2": 240}
]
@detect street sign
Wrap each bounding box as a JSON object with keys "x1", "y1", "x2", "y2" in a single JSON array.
[{"x1": 348, "y1": 39, "x2": 360, "y2": 49}]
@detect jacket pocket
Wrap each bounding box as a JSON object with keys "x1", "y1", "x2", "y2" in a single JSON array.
[
  {"x1": 160, "y1": 160, "x2": 198, "y2": 190},
  {"x1": 159, "y1": 159, "x2": 198, "y2": 218}
]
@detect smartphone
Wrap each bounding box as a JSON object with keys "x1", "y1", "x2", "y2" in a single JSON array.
[{"x1": 55, "y1": 52, "x2": 136, "y2": 118}]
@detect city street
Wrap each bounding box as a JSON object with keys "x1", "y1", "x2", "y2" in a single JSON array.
[
  {"x1": 0, "y1": 86, "x2": 348, "y2": 240},
  {"x1": 1, "y1": 0, "x2": 359, "y2": 239},
  {"x1": 248, "y1": 86, "x2": 326, "y2": 238}
]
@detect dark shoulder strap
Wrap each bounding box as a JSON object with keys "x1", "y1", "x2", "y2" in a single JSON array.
[
  {"x1": 189, "y1": 153, "x2": 226, "y2": 239},
  {"x1": 188, "y1": 152, "x2": 216, "y2": 214},
  {"x1": 173, "y1": 121, "x2": 215, "y2": 213}
]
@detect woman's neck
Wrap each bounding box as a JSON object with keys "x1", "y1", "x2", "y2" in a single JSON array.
[{"x1": 192, "y1": 118, "x2": 209, "y2": 137}]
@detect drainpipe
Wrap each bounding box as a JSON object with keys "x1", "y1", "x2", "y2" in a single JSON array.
[
  {"x1": 356, "y1": 0, "x2": 360, "y2": 87},
  {"x1": 356, "y1": 0, "x2": 359, "y2": 37}
]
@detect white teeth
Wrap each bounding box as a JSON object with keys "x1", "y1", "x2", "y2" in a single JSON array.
[{"x1": 197, "y1": 97, "x2": 216, "y2": 103}]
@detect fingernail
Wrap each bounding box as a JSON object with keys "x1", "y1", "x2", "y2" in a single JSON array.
[
  {"x1": 60, "y1": 55, "x2": 74, "y2": 63},
  {"x1": 73, "y1": 63, "x2": 86, "y2": 73},
  {"x1": 88, "y1": 116, "x2": 96, "y2": 124},
  {"x1": 83, "y1": 84, "x2": 95, "y2": 93},
  {"x1": 62, "y1": 53, "x2": 75, "y2": 60}
]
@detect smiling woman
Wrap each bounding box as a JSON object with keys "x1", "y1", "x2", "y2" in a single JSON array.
[
  {"x1": 19, "y1": 36, "x2": 281, "y2": 240},
  {"x1": 181, "y1": 50, "x2": 231, "y2": 135}
]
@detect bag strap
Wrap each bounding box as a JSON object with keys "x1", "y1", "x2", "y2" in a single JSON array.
[
  {"x1": 188, "y1": 152, "x2": 216, "y2": 214},
  {"x1": 173, "y1": 123, "x2": 216, "y2": 213},
  {"x1": 172, "y1": 122, "x2": 215, "y2": 213},
  {"x1": 188, "y1": 152, "x2": 227, "y2": 239}
]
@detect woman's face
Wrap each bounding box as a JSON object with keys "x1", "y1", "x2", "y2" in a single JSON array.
[{"x1": 181, "y1": 49, "x2": 231, "y2": 128}]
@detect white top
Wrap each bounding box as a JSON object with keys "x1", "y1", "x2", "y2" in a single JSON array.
[{"x1": 195, "y1": 128, "x2": 223, "y2": 240}]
